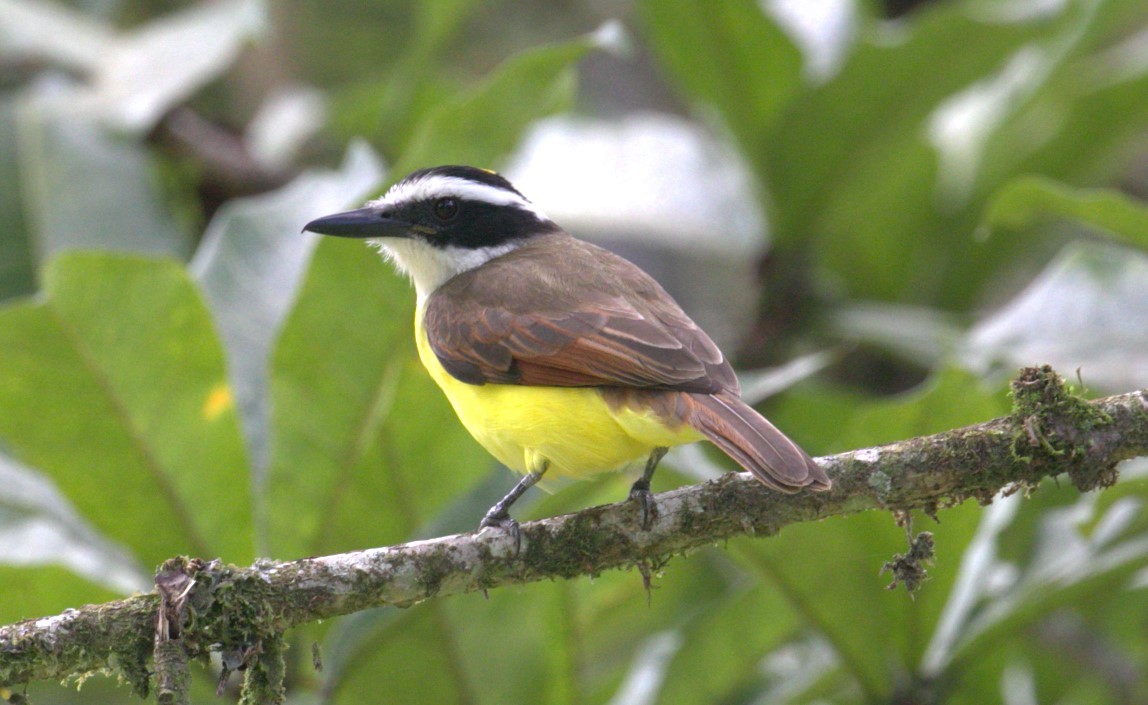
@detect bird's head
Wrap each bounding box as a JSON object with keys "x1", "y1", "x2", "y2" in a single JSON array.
[{"x1": 303, "y1": 165, "x2": 559, "y2": 298}]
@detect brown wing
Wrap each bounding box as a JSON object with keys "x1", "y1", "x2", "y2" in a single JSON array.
[{"x1": 423, "y1": 233, "x2": 739, "y2": 395}]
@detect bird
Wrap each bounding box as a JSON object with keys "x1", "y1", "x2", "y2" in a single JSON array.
[{"x1": 303, "y1": 165, "x2": 830, "y2": 547}]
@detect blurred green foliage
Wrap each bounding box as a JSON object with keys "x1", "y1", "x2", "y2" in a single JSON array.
[{"x1": 1, "y1": 0, "x2": 1148, "y2": 704}]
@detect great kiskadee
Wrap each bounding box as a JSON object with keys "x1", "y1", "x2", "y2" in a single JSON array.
[{"x1": 304, "y1": 165, "x2": 829, "y2": 545}]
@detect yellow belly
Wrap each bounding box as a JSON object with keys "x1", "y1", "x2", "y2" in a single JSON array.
[{"x1": 414, "y1": 311, "x2": 702, "y2": 480}]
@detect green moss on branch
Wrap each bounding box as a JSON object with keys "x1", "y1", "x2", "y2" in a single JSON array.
[{"x1": 2, "y1": 368, "x2": 1147, "y2": 695}]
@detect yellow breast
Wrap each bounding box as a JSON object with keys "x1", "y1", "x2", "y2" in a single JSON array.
[{"x1": 413, "y1": 308, "x2": 701, "y2": 480}]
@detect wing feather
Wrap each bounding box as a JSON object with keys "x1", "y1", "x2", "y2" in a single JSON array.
[{"x1": 424, "y1": 233, "x2": 738, "y2": 393}]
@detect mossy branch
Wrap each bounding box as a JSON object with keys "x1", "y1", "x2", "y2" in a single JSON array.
[{"x1": 2, "y1": 367, "x2": 1147, "y2": 696}]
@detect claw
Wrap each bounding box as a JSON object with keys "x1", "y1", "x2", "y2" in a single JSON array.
[
  {"x1": 628, "y1": 447, "x2": 668, "y2": 530},
  {"x1": 629, "y1": 482, "x2": 655, "y2": 530},
  {"x1": 479, "y1": 468, "x2": 543, "y2": 556},
  {"x1": 479, "y1": 510, "x2": 522, "y2": 555}
]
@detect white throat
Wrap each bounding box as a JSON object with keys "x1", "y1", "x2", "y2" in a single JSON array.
[
  {"x1": 364, "y1": 170, "x2": 548, "y2": 300},
  {"x1": 370, "y1": 238, "x2": 520, "y2": 301}
]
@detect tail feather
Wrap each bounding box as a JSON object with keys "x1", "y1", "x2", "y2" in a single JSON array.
[{"x1": 687, "y1": 392, "x2": 830, "y2": 493}]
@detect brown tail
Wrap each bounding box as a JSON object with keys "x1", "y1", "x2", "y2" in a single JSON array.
[{"x1": 686, "y1": 391, "x2": 830, "y2": 493}]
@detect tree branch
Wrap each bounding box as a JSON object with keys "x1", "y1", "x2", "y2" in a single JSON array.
[{"x1": 2, "y1": 367, "x2": 1147, "y2": 694}]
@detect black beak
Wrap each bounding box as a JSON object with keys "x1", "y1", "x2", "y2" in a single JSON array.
[{"x1": 302, "y1": 207, "x2": 411, "y2": 239}]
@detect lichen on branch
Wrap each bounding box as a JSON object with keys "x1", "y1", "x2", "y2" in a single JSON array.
[{"x1": 2, "y1": 368, "x2": 1147, "y2": 697}]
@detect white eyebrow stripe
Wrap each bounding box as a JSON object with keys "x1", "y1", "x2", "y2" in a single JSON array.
[{"x1": 374, "y1": 174, "x2": 549, "y2": 220}]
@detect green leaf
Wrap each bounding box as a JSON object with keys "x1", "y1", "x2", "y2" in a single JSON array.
[
  {"x1": 90, "y1": 0, "x2": 266, "y2": 132},
  {"x1": 760, "y1": 0, "x2": 1124, "y2": 304},
  {"x1": 320, "y1": 0, "x2": 477, "y2": 152},
  {"x1": 0, "y1": 3, "x2": 248, "y2": 300},
  {"x1": 978, "y1": 3, "x2": 1148, "y2": 195},
  {"x1": 638, "y1": 0, "x2": 802, "y2": 164},
  {"x1": 0, "y1": 97, "x2": 35, "y2": 301},
  {"x1": 982, "y1": 175, "x2": 1148, "y2": 246},
  {"x1": 0, "y1": 453, "x2": 145, "y2": 622},
  {"x1": 392, "y1": 22, "x2": 621, "y2": 177},
  {"x1": 963, "y1": 241, "x2": 1148, "y2": 392},
  {"x1": 936, "y1": 489, "x2": 1148, "y2": 683},
  {"x1": 0, "y1": 0, "x2": 265, "y2": 133},
  {"x1": 572, "y1": 551, "x2": 756, "y2": 702},
  {"x1": 724, "y1": 492, "x2": 986, "y2": 701},
  {"x1": 0, "y1": 565, "x2": 120, "y2": 626},
  {"x1": 264, "y1": 238, "x2": 404, "y2": 557},
  {"x1": 191, "y1": 141, "x2": 383, "y2": 469},
  {"x1": 652, "y1": 570, "x2": 806, "y2": 705},
  {"x1": 738, "y1": 350, "x2": 837, "y2": 406},
  {"x1": 373, "y1": 0, "x2": 481, "y2": 153},
  {"x1": 0, "y1": 453, "x2": 146, "y2": 586},
  {"x1": 329, "y1": 607, "x2": 471, "y2": 704},
  {"x1": 265, "y1": 239, "x2": 489, "y2": 558},
  {"x1": 838, "y1": 367, "x2": 1011, "y2": 450},
  {"x1": 0, "y1": 253, "x2": 252, "y2": 567},
  {"x1": 15, "y1": 101, "x2": 192, "y2": 261},
  {"x1": 725, "y1": 369, "x2": 1009, "y2": 698},
  {"x1": 325, "y1": 551, "x2": 755, "y2": 705},
  {"x1": 829, "y1": 302, "x2": 965, "y2": 370}
]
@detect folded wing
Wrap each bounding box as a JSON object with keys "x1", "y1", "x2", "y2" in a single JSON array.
[{"x1": 423, "y1": 234, "x2": 738, "y2": 394}]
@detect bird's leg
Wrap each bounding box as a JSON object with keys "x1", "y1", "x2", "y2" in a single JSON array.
[
  {"x1": 480, "y1": 466, "x2": 545, "y2": 554},
  {"x1": 629, "y1": 447, "x2": 668, "y2": 530}
]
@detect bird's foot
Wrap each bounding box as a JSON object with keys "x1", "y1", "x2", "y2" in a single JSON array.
[
  {"x1": 478, "y1": 469, "x2": 544, "y2": 556},
  {"x1": 628, "y1": 479, "x2": 656, "y2": 530},
  {"x1": 479, "y1": 509, "x2": 522, "y2": 555}
]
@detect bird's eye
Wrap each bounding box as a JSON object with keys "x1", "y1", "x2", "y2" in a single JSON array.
[{"x1": 433, "y1": 197, "x2": 459, "y2": 221}]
